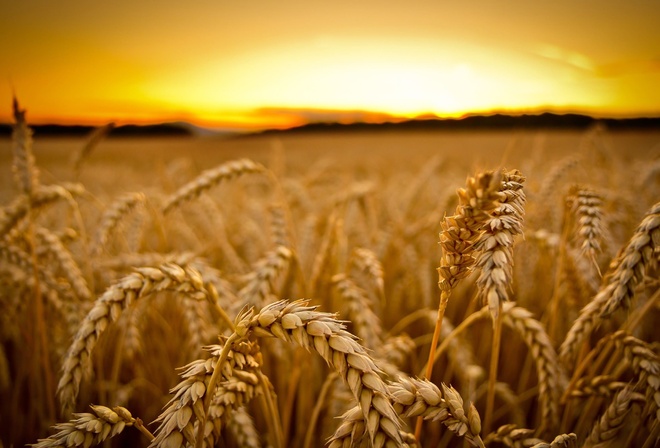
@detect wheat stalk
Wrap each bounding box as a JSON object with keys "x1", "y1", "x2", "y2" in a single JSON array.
[
  {"x1": 35, "y1": 227, "x2": 91, "y2": 301},
  {"x1": 91, "y1": 192, "x2": 145, "y2": 255},
  {"x1": 529, "y1": 433, "x2": 577, "y2": 448},
  {"x1": 0, "y1": 183, "x2": 85, "y2": 238},
  {"x1": 421, "y1": 170, "x2": 503, "y2": 441},
  {"x1": 569, "y1": 375, "x2": 628, "y2": 399},
  {"x1": 560, "y1": 200, "x2": 660, "y2": 368},
  {"x1": 583, "y1": 387, "x2": 644, "y2": 448},
  {"x1": 332, "y1": 272, "x2": 383, "y2": 349},
  {"x1": 238, "y1": 245, "x2": 292, "y2": 308},
  {"x1": 484, "y1": 423, "x2": 544, "y2": 448},
  {"x1": 474, "y1": 169, "x2": 525, "y2": 432},
  {"x1": 11, "y1": 98, "x2": 39, "y2": 196},
  {"x1": 31, "y1": 405, "x2": 150, "y2": 447},
  {"x1": 57, "y1": 262, "x2": 209, "y2": 416},
  {"x1": 212, "y1": 299, "x2": 406, "y2": 447},
  {"x1": 148, "y1": 340, "x2": 261, "y2": 448},
  {"x1": 162, "y1": 158, "x2": 266, "y2": 213},
  {"x1": 613, "y1": 331, "x2": 660, "y2": 421},
  {"x1": 71, "y1": 123, "x2": 115, "y2": 180},
  {"x1": 226, "y1": 406, "x2": 261, "y2": 448},
  {"x1": 567, "y1": 185, "x2": 604, "y2": 273}
]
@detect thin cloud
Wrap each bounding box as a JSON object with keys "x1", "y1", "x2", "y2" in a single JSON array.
[{"x1": 534, "y1": 43, "x2": 597, "y2": 72}]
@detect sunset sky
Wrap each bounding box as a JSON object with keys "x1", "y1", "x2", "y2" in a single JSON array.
[{"x1": 0, "y1": 1, "x2": 659, "y2": 131}]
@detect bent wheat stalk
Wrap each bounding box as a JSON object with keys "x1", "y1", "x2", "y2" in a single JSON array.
[
  {"x1": 162, "y1": 158, "x2": 266, "y2": 213},
  {"x1": 582, "y1": 387, "x2": 643, "y2": 448},
  {"x1": 57, "y1": 262, "x2": 209, "y2": 416},
  {"x1": 31, "y1": 405, "x2": 152, "y2": 447},
  {"x1": 0, "y1": 183, "x2": 85, "y2": 238},
  {"x1": 91, "y1": 192, "x2": 145, "y2": 255},
  {"x1": 202, "y1": 299, "x2": 406, "y2": 447},
  {"x1": 560, "y1": 201, "x2": 660, "y2": 368},
  {"x1": 148, "y1": 340, "x2": 261, "y2": 448}
]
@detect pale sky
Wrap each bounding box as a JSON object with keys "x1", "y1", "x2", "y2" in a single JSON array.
[{"x1": 1, "y1": 1, "x2": 658, "y2": 129}]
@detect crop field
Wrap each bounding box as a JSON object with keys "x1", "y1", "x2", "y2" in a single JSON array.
[{"x1": 1, "y1": 109, "x2": 659, "y2": 447}]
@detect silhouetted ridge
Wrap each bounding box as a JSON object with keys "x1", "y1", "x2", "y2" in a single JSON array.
[
  {"x1": 250, "y1": 113, "x2": 660, "y2": 136},
  {"x1": 1, "y1": 113, "x2": 659, "y2": 138},
  {"x1": 0, "y1": 123, "x2": 192, "y2": 138}
]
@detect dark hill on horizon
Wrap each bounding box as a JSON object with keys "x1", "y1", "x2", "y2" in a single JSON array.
[
  {"x1": 0, "y1": 122, "x2": 194, "y2": 138},
  {"x1": 248, "y1": 112, "x2": 660, "y2": 137},
  {"x1": 1, "y1": 113, "x2": 659, "y2": 138}
]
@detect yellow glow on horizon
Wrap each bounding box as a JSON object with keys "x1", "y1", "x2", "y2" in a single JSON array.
[
  {"x1": 139, "y1": 36, "x2": 614, "y2": 122},
  {"x1": 1, "y1": 35, "x2": 657, "y2": 129},
  {"x1": 1, "y1": 2, "x2": 658, "y2": 129}
]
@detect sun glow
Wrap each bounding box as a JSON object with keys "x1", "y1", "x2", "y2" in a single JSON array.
[
  {"x1": 139, "y1": 36, "x2": 612, "y2": 127},
  {"x1": 1, "y1": 1, "x2": 658, "y2": 129}
]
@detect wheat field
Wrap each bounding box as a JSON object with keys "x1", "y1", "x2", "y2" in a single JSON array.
[{"x1": 1, "y1": 103, "x2": 659, "y2": 448}]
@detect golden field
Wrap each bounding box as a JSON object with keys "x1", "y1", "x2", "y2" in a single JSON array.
[{"x1": 1, "y1": 115, "x2": 659, "y2": 448}]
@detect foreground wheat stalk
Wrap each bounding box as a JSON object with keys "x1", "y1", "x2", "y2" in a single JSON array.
[
  {"x1": 200, "y1": 299, "x2": 406, "y2": 448},
  {"x1": 31, "y1": 405, "x2": 153, "y2": 447},
  {"x1": 57, "y1": 262, "x2": 209, "y2": 416},
  {"x1": 148, "y1": 340, "x2": 261, "y2": 448},
  {"x1": 425, "y1": 174, "x2": 501, "y2": 361},
  {"x1": 417, "y1": 170, "x2": 502, "y2": 440},
  {"x1": 474, "y1": 169, "x2": 526, "y2": 433}
]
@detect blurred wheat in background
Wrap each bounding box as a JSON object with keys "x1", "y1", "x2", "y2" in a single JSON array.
[{"x1": 1, "y1": 101, "x2": 659, "y2": 447}]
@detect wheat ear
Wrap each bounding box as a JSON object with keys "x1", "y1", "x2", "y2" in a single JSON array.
[
  {"x1": 71, "y1": 122, "x2": 114, "y2": 179},
  {"x1": 238, "y1": 245, "x2": 293, "y2": 308},
  {"x1": 57, "y1": 262, "x2": 208, "y2": 416},
  {"x1": 613, "y1": 331, "x2": 660, "y2": 421},
  {"x1": 475, "y1": 169, "x2": 525, "y2": 432},
  {"x1": 226, "y1": 406, "x2": 261, "y2": 448},
  {"x1": 500, "y1": 304, "x2": 565, "y2": 432},
  {"x1": 11, "y1": 97, "x2": 39, "y2": 196},
  {"x1": 350, "y1": 247, "x2": 386, "y2": 304},
  {"x1": 570, "y1": 375, "x2": 628, "y2": 399},
  {"x1": 148, "y1": 340, "x2": 261, "y2": 448},
  {"x1": 91, "y1": 192, "x2": 145, "y2": 255},
  {"x1": 419, "y1": 170, "x2": 502, "y2": 439},
  {"x1": 425, "y1": 171, "x2": 503, "y2": 375},
  {"x1": 392, "y1": 378, "x2": 485, "y2": 447},
  {"x1": 162, "y1": 158, "x2": 266, "y2": 213},
  {"x1": 529, "y1": 433, "x2": 577, "y2": 448},
  {"x1": 31, "y1": 405, "x2": 151, "y2": 447},
  {"x1": 583, "y1": 387, "x2": 644, "y2": 448},
  {"x1": 483, "y1": 424, "x2": 544, "y2": 447},
  {"x1": 0, "y1": 183, "x2": 85, "y2": 237},
  {"x1": 567, "y1": 185, "x2": 604, "y2": 273},
  {"x1": 560, "y1": 201, "x2": 660, "y2": 368},
  {"x1": 208, "y1": 299, "x2": 405, "y2": 447},
  {"x1": 332, "y1": 272, "x2": 383, "y2": 349},
  {"x1": 426, "y1": 303, "x2": 564, "y2": 432},
  {"x1": 35, "y1": 227, "x2": 91, "y2": 301},
  {"x1": 330, "y1": 378, "x2": 485, "y2": 447}
]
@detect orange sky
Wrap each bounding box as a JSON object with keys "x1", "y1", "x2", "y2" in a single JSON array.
[{"x1": 1, "y1": 1, "x2": 659, "y2": 131}]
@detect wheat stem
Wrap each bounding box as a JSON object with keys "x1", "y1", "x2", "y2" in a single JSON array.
[
  {"x1": 484, "y1": 308, "x2": 503, "y2": 434},
  {"x1": 195, "y1": 331, "x2": 242, "y2": 448}
]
